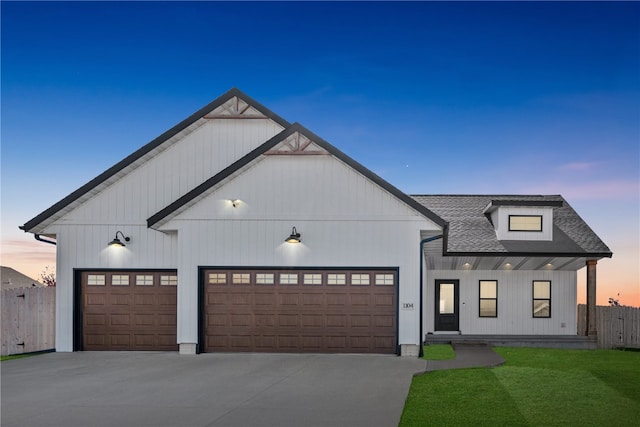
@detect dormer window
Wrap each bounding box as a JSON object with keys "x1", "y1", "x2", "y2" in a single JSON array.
[
  {"x1": 483, "y1": 200, "x2": 562, "y2": 241},
  {"x1": 508, "y1": 215, "x2": 542, "y2": 232}
]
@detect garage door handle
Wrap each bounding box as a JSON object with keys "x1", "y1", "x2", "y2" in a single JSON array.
[
  {"x1": 17, "y1": 342, "x2": 25, "y2": 346},
  {"x1": 17, "y1": 294, "x2": 25, "y2": 298}
]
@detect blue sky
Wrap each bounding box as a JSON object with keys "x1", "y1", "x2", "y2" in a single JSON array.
[{"x1": 2, "y1": 1, "x2": 639, "y2": 305}]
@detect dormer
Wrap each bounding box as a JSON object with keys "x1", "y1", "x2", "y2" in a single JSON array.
[{"x1": 483, "y1": 200, "x2": 563, "y2": 241}]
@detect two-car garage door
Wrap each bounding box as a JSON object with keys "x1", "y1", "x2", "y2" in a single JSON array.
[{"x1": 202, "y1": 268, "x2": 398, "y2": 354}]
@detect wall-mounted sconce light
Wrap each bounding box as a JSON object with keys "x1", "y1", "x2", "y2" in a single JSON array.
[
  {"x1": 284, "y1": 227, "x2": 301, "y2": 244},
  {"x1": 108, "y1": 231, "x2": 130, "y2": 247},
  {"x1": 230, "y1": 199, "x2": 241, "y2": 208}
]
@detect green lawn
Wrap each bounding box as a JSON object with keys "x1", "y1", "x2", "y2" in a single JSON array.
[
  {"x1": 401, "y1": 347, "x2": 640, "y2": 426},
  {"x1": 422, "y1": 344, "x2": 455, "y2": 360},
  {"x1": 0, "y1": 354, "x2": 34, "y2": 361}
]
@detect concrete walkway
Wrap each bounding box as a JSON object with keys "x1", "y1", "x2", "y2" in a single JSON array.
[
  {"x1": 425, "y1": 343, "x2": 505, "y2": 372},
  {"x1": 1, "y1": 352, "x2": 425, "y2": 427}
]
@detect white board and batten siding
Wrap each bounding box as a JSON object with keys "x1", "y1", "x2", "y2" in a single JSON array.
[
  {"x1": 43, "y1": 118, "x2": 285, "y2": 351},
  {"x1": 163, "y1": 155, "x2": 441, "y2": 347},
  {"x1": 425, "y1": 270, "x2": 577, "y2": 335}
]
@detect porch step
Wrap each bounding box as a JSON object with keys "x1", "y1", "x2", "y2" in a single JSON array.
[{"x1": 424, "y1": 334, "x2": 597, "y2": 350}]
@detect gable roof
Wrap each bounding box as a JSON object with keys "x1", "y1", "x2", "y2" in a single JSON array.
[
  {"x1": 412, "y1": 194, "x2": 612, "y2": 258},
  {"x1": 20, "y1": 88, "x2": 291, "y2": 233},
  {"x1": 148, "y1": 123, "x2": 447, "y2": 229}
]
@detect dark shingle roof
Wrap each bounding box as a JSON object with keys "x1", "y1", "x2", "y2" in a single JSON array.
[{"x1": 411, "y1": 195, "x2": 612, "y2": 257}]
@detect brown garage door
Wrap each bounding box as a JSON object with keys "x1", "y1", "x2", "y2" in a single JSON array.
[
  {"x1": 82, "y1": 270, "x2": 178, "y2": 351},
  {"x1": 203, "y1": 268, "x2": 397, "y2": 353}
]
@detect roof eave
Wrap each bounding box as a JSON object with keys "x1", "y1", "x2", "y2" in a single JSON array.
[{"x1": 442, "y1": 250, "x2": 613, "y2": 259}]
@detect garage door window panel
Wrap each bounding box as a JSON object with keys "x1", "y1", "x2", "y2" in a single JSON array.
[
  {"x1": 111, "y1": 275, "x2": 130, "y2": 286},
  {"x1": 160, "y1": 275, "x2": 178, "y2": 286},
  {"x1": 279, "y1": 273, "x2": 298, "y2": 285},
  {"x1": 136, "y1": 275, "x2": 154, "y2": 286},
  {"x1": 87, "y1": 274, "x2": 106, "y2": 286},
  {"x1": 327, "y1": 274, "x2": 346, "y2": 285},
  {"x1": 232, "y1": 273, "x2": 250, "y2": 285},
  {"x1": 303, "y1": 273, "x2": 322, "y2": 285},
  {"x1": 351, "y1": 274, "x2": 370, "y2": 286},
  {"x1": 375, "y1": 274, "x2": 394, "y2": 286},
  {"x1": 209, "y1": 273, "x2": 227, "y2": 285},
  {"x1": 256, "y1": 273, "x2": 275, "y2": 285}
]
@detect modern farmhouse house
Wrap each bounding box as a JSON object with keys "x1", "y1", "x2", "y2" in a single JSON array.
[{"x1": 20, "y1": 89, "x2": 612, "y2": 355}]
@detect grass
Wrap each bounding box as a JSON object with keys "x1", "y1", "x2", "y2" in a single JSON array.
[
  {"x1": 0, "y1": 350, "x2": 51, "y2": 362},
  {"x1": 422, "y1": 344, "x2": 455, "y2": 360},
  {"x1": 400, "y1": 347, "x2": 640, "y2": 426},
  {"x1": 1, "y1": 354, "x2": 34, "y2": 361}
]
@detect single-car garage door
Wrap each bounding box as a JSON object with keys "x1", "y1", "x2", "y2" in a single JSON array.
[
  {"x1": 81, "y1": 270, "x2": 178, "y2": 351},
  {"x1": 202, "y1": 268, "x2": 397, "y2": 354}
]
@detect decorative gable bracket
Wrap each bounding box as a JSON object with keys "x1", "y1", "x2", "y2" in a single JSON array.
[
  {"x1": 203, "y1": 96, "x2": 268, "y2": 119},
  {"x1": 264, "y1": 131, "x2": 329, "y2": 155}
]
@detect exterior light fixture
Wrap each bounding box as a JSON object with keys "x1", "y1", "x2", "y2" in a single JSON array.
[
  {"x1": 285, "y1": 227, "x2": 301, "y2": 244},
  {"x1": 231, "y1": 199, "x2": 240, "y2": 208},
  {"x1": 108, "y1": 231, "x2": 130, "y2": 247}
]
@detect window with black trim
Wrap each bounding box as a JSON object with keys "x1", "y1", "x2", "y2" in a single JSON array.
[
  {"x1": 479, "y1": 280, "x2": 497, "y2": 317},
  {"x1": 509, "y1": 215, "x2": 542, "y2": 232},
  {"x1": 533, "y1": 280, "x2": 551, "y2": 318}
]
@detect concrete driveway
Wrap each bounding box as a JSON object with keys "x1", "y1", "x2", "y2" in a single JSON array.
[{"x1": 1, "y1": 352, "x2": 425, "y2": 427}]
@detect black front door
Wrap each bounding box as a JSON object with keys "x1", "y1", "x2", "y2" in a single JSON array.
[{"x1": 435, "y1": 280, "x2": 459, "y2": 331}]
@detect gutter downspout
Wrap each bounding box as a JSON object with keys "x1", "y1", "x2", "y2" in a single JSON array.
[
  {"x1": 34, "y1": 234, "x2": 57, "y2": 245},
  {"x1": 419, "y1": 234, "x2": 443, "y2": 358}
]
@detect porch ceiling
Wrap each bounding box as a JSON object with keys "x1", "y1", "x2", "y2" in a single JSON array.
[{"x1": 421, "y1": 235, "x2": 588, "y2": 271}]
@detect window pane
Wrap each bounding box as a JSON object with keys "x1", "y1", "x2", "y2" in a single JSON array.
[
  {"x1": 509, "y1": 215, "x2": 542, "y2": 231},
  {"x1": 136, "y1": 275, "x2": 154, "y2": 286},
  {"x1": 160, "y1": 275, "x2": 178, "y2": 286},
  {"x1": 232, "y1": 273, "x2": 250, "y2": 284},
  {"x1": 533, "y1": 300, "x2": 550, "y2": 317},
  {"x1": 111, "y1": 275, "x2": 129, "y2": 286},
  {"x1": 533, "y1": 281, "x2": 550, "y2": 298},
  {"x1": 439, "y1": 283, "x2": 455, "y2": 314},
  {"x1": 327, "y1": 274, "x2": 346, "y2": 285},
  {"x1": 480, "y1": 281, "x2": 497, "y2": 298},
  {"x1": 303, "y1": 274, "x2": 322, "y2": 285},
  {"x1": 256, "y1": 273, "x2": 274, "y2": 284},
  {"x1": 279, "y1": 273, "x2": 298, "y2": 285},
  {"x1": 375, "y1": 274, "x2": 394, "y2": 286},
  {"x1": 351, "y1": 274, "x2": 370, "y2": 285},
  {"x1": 480, "y1": 300, "x2": 497, "y2": 317},
  {"x1": 87, "y1": 274, "x2": 105, "y2": 286},
  {"x1": 208, "y1": 273, "x2": 226, "y2": 284}
]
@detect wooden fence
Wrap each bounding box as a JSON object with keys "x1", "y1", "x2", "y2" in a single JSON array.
[
  {"x1": 578, "y1": 304, "x2": 640, "y2": 349},
  {"x1": 1, "y1": 287, "x2": 55, "y2": 356}
]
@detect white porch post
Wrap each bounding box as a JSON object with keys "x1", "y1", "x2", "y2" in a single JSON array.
[{"x1": 586, "y1": 259, "x2": 597, "y2": 336}]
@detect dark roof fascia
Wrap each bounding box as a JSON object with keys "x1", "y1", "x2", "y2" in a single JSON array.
[
  {"x1": 148, "y1": 122, "x2": 447, "y2": 229},
  {"x1": 441, "y1": 250, "x2": 613, "y2": 259},
  {"x1": 489, "y1": 200, "x2": 564, "y2": 207},
  {"x1": 20, "y1": 88, "x2": 291, "y2": 232}
]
